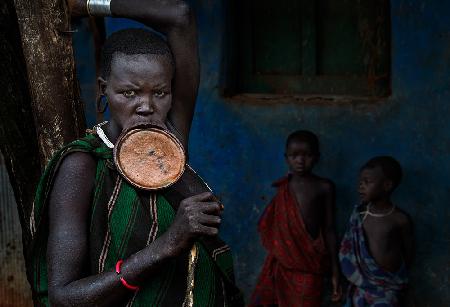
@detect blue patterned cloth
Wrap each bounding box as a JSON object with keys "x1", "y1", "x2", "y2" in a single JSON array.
[{"x1": 339, "y1": 205, "x2": 408, "y2": 306}]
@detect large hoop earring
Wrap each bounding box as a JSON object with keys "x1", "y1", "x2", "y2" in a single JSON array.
[{"x1": 97, "y1": 95, "x2": 108, "y2": 113}]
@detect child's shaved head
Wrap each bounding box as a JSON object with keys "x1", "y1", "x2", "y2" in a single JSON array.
[
  {"x1": 361, "y1": 156, "x2": 403, "y2": 191},
  {"x1": 286, "y1": 130, "x2": 320, "y2": 156},
  {"x1": 100, "y1": 28, "x2": 174, "y2": 80}
]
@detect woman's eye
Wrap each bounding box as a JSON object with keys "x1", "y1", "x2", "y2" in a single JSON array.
[
  {"x1": 122, "y1": 90, "x2": 136, "y2": 98},
  {"x1": 154, "y1": 91, "x2": 166, "y2": 98}
]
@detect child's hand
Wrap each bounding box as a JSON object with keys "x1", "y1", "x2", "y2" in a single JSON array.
[{"x1": 331, "y1": 273, "x2": 342, "y2": 302}]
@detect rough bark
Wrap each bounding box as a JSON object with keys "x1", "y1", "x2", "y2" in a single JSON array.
[
  {"x1": 13, "y1": 0, "x2": 86, "y2": 167},
  {"x1": 0, "y1": 0, "x2": 86, "y2": 290}
]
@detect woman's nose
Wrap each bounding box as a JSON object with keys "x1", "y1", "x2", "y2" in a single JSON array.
[{"x1": 136, "y1": 97, "x2": 155, "y2": 115}]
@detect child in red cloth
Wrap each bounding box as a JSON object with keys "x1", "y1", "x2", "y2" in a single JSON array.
[{"x1": 250, "y1": 130, "x2": 341, "y2": 307}]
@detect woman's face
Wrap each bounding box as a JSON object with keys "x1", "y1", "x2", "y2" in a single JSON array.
[{"x1": 99, "y1": 53, "x2": 173, "y2": 138}]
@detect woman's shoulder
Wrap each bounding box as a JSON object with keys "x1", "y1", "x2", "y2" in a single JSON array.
[
  {"x1": 53, "y1": 151, "x2": 97, "y2": 196},
  {"x1": 58, "y1": 150, "x2": 97, "y2": 172},
  {"x1": 55, "y1": 132, "x2": 112, "y2": 162}
]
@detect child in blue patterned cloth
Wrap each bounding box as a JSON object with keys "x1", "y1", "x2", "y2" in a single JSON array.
[{"x1": 339, "y1": 156, "x2": 414, "y2": 306}]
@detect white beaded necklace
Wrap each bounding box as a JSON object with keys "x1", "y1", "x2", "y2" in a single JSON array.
[
  {"x1": 93, "y1": 121, "x2": 114, "y2": 149},
  {"x1": 361, "y1": 203, "x2": 396, "y2": 221}
]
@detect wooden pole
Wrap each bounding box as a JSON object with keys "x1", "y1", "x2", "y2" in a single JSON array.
[
  {"x1": 13, "y1": 0, "x2": 86, "y2": 167},
  {"x1": 0, "y1": 0, "x2": 41, "y2": 259},
  {"x1": 0, "y1": 0, "x2": 86, "y2": 293}
]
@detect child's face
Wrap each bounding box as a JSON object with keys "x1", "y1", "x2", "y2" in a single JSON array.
[
  {"x1": 101, "y1": 53, "x2": 173, "y2": 132},
  {"x1": 285, "y1": 140, "x2": 317, "y2": 175},
  {"x1": 358, "y1": 166, "x2": 391, "y2": 203}
]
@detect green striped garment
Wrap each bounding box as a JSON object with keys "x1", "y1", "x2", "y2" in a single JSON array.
[{"x1": 29, "y1": 133, "x2": 243, "y2": 306}]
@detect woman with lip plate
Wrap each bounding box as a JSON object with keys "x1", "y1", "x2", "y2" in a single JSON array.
[{"x1": 29, "y1": 1, "x2": 243, "y2": 306}]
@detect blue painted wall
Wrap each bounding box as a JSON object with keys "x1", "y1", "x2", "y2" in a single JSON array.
[{"x1": 73, "y1": 1, "x2": 450, "y2": 305}]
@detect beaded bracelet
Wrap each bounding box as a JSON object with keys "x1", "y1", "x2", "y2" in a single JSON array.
[{"x1": 115, "y1": 260, "x2": 140, "y2": 291}]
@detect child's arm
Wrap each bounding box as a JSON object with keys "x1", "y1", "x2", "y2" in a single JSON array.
[
  {"x1": 323, "y1": 180, "x2": 342, "y2": 301},
  {"x1": 68, "y1": 0, "x2": 199, "y2": 150}
]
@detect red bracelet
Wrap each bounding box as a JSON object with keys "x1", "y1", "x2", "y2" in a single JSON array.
[{"x1": 115, "y1": 260, "x2": 140, "y2": 291}]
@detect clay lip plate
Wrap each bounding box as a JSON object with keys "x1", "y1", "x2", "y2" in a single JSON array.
[{"x1": 114, "y1": 127, "x2": 186, "y2": 190}]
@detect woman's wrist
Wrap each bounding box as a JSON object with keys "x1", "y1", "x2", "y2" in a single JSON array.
[{"x1": 119, "y1": 234, "x2": 183, "y2": 285}]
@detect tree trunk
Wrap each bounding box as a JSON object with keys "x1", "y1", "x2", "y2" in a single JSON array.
[
  {"x1": 13, "y1": 0, "x2": 86, "y2": 167},
  {"x1": 0, "y1": 0, "x2": 41, "y2": 254},
  {"x1": 0, "y1": 0, "x2": 86, "y2": 291}
]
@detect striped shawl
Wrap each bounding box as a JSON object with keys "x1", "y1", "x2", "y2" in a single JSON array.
[{"x1": 29, "y1": 133, "x2": 243, "y2": 306}]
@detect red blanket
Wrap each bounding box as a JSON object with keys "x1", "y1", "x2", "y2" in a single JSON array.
[{"x1": 249, "y1": 177, "x2": 329, "y2": 307}]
